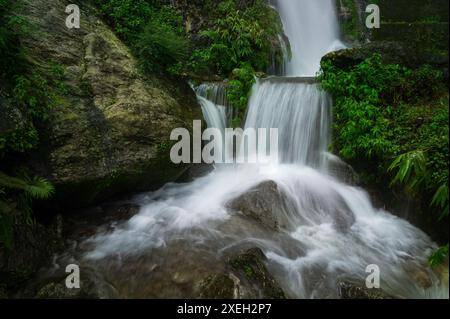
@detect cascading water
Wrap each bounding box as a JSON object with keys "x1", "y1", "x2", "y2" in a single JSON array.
[
  {"x1": 37, "y1": 0, "x2": 448, "y2": 299},
  {"x1": 245, "y1": 78, "x2": 331, "y2": 168},
  {"x1": 275, "y1": 0, "x2": 346, "y2": 76},
  {"x1": 195, "y1": 82, "x2": 233, "y2": 127}
]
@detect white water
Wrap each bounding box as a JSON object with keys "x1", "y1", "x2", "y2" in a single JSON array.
[
  {"x1": 245, "y1": 79, "x2": 331, "y2": 168},
  {"x1": 276, "y1": 0, "x2": 346, "y2": 76},
  {"x1": 77, "y1": 0, "x2": 448, "y2": 298}
]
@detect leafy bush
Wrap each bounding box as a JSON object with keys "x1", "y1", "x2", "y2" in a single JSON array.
[
  {"x1": 94, "y1": 0, "x2": 187, "y2": 75},
  {"x1": 320, "y1": 53, "x2": 449, "y2": 263},
  {"x1": 191, "y1": 0, "x2": 283, "y2": 77},
  {"x1": 388, "y1": 150, "x2": 427, "y2": 195},
  {"x1": 319, "y1": 54, "x2": 446, "y2": 163},
  {"x1": 135, "y1": 19, "x2": 189, "y2": 74},
  {"x1": 319, "y1": 54, "x2": 405, "y2": 160},
  {"x1": 227, "y1": 63, "x2": 256, "y2": 126}
]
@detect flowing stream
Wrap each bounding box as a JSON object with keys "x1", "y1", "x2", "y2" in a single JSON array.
[{"x1": 35, "y1": 0, "x2": 448, "y2": 299}]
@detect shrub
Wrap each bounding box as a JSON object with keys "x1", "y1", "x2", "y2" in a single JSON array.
[
  {"x1": 320, "y1": 53, "x2": 449, "y2": 264},
  {"x1": 191, "y1": 0, "x2": 283, "y2": 77},
  {"x1": 135, "y1": 19, "x2": 189, "y2": 74},
  {"x1": 94, "y1": 0, "x2": 187, "y2": 75},
  {"x1": 227, "y1": 63, "x2": 256, "y2": 126}
]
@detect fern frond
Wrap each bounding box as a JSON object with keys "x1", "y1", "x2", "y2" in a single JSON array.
[
  {"x1": 24, "y1": 176, "x2": 54, "y2": 200},
  {"x1": 388, "y1": 150, "x2": 427, "y2": 192},
  {"x1": 0, "y1": 171, "x2": 54, "y2": 200}
]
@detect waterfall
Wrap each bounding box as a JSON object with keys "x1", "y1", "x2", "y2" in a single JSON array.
[
  {"x1": 197, "y1": 96, "x2": 227, "y2": 132},
  {"x1": 50, "y1": 0, "x2": 448, "y2": 299},
  {"x1": 275, "y1": 0, "x2": 346, "y2": 76},
  {"x1": 195, "y1": 82, "x2": 232, "y2": 127},
  {"x1": 245, "y1": 79, "x2": 331, "y2": 168}
]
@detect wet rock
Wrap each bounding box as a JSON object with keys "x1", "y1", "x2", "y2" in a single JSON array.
[
  {"x1": 198, "y1": 274, "x2": 236, "y2": 299},
  {"x1": 405, "y1": 267, "x2": 433, "y2": 289},
  {"x1": 11, "y1": 0, "x2": 202, "y2": 208},
  {"x1": 227, "y1": 181, "x2": 288, "y2": 231},
  {"x1": 338, "y1": 281, "x2": 394, "y2": 299},
  {"x1": 228, "y1": 248, "x2": 286, "y2": 299},
  {"x1": 35, "y1": 279, "x2": 98, "y2": 299},
  {"x1": 327, "y1": 155, "x2": 360, "y2": 186},
  {"x1": 197, "y1": 248, "x2": 287, "y2": 299}
]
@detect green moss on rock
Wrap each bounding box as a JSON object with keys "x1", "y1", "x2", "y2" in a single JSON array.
[{"x1": 228, "y1": 248, "x2": 286, "y2": 299}]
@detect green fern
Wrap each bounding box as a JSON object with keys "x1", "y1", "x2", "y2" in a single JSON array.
[
  {"x1": 0, "y1": 171, "x2": 54, "y2": 199},
  {"x1": 0, "y1": 170, "x2": 54, "y2": 249},
  {"x1": 388, "y1": 150, "x2": 427, "y2": 193}
]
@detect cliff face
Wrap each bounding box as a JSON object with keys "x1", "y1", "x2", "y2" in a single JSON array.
[{"x1": 17, "y1": 0, "x2": 202, "y2": 207}]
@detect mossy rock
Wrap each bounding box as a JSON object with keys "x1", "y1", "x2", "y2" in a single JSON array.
[
  {"x1": 228, "y1": 248, "x2": 286, "y2": 299},
  {"x1": 10, "y1": 0, "x2": 203, "y2": 208},
  {"x1": 198, "y1": 274, "x2": 235, "y2": 299}
]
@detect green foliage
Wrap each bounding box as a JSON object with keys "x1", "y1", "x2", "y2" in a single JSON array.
[
  {"x1": 0, "y1": 171, "x2": 54, "y2": 249},
  {"x1": 1, "y1": 0, "x2": 59, "y2": 158},
  {"x1": 1, "y1": 73, "x2": 57, "y2": 157},
  {"x1": 227, "y1": 63, "x2": 256, "y2": 126},
  {"x1": 191, "y1": 0, "x2": 282, "y2": 77},
  {"x1": 319, "y1": 53, "x2": 448, "y2": 225},
  {"x1": 0, "y1": 0, "x2": 57, "y2": 250},
  {"x1": 429, "y1": 244, "x2": 449, "y2": 268},
  {"x1": 93, "y1": 0, "x2": 153, "y2": 40},
  {"x1": 135, "y1": 19, "x2": 189, "y2": 74},
  {"x1": 13, "y1": 75, "x2": 54, "y2": 121},
  {"x1": 319, "y1": 54, "x2": 406, "y2": 159},
  {"x1": 388, "y1": 150, "x2": 427, "y2": 194},
  {"x1": 94, "y1": 0, "x2": 187, "y2": 75},
  {"x1": 188, "y1": 0, "x2": 283, "y2": 125},
  {"x1": 319, "y1": 54, "x2": 446, "y2": 161}
]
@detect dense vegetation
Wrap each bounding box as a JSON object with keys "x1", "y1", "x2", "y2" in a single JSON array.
[
  {"x1": 0, "y1": 0, "x2": 55, "y2": 249},
  {"x1": 93, "y1": 0, "x2": 284, "y2": 125},
  {"x1": 93, "y1": 0, "x2": 188, "y2": 74},
  {"x1": 319, "y1": 54, "x2": 449, "y2": 263},
  {"x1": 190, "y1": 0, "x2": 283, "y2": 125}
]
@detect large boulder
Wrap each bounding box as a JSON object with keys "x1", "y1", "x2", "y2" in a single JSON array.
[
  {"x1": 227, "y1": 180, "x2": 356, "y2": 233},
  {"x1": 16, "y1": 0, "x2": 202, "y2": 207},
  {"x1": 227, "y1": 181, "x2": 290, "y2": 231}
]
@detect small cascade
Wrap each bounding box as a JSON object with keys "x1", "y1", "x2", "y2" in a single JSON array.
[
  {"x1": 267, "y1": 34, "x2": 290, "y2": 76},
  {"x1": 275, "y1": 0, "x2": 346, "y2": 76},
  {"x1": 245, "y1": 79, "x2": 331, "y2": 169},
  {"x1": 195, "y1": 82, "x2": 233, "y2": 126}
]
